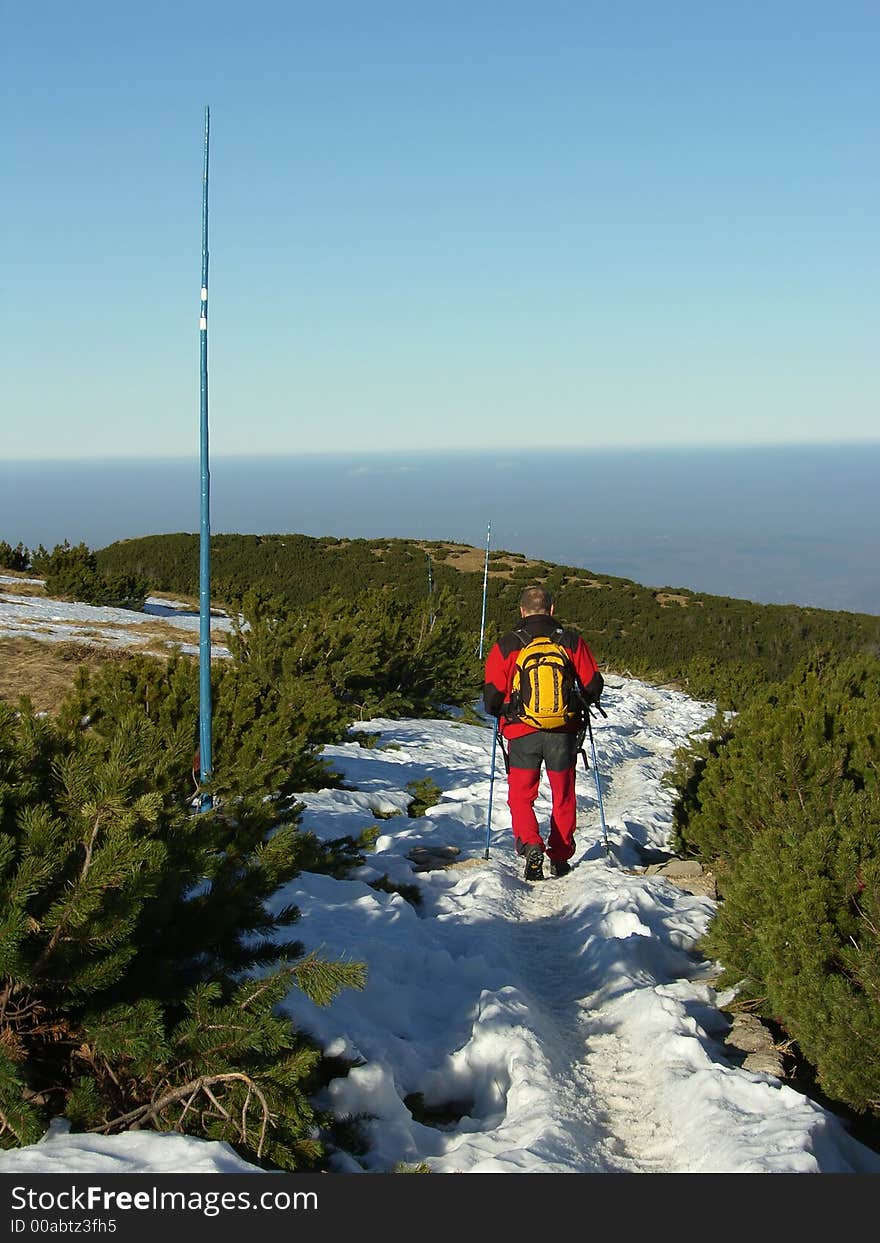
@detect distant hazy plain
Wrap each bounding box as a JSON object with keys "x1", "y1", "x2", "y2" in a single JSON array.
[{"x1": 2, "y1": 443, "x2": 878, "y2": 616}]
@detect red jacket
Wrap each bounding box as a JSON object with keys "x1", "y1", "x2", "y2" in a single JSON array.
[{"x1": 482, "y1": 613, "x2": 603, "y2": 740}]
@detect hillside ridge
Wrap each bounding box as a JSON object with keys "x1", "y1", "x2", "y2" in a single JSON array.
[{"x1": 95, "y1": 531, "x2": 880, "y2": 710}]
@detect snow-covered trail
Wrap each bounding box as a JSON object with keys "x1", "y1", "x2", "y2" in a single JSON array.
[
  {"x1": 280, "y1": 681, "x2": 880, "y2": 1175},
  {"x1": 483, "y1": 861, "x2": 687, "y2": 1173},
  {"x1": 410, "y1": 681, "x2": 715, "y2": 1174}
]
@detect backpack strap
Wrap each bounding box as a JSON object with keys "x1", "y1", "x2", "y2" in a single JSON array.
[
  {"x1": 504, "y1": 628, "x2": 532, "y2": 721},
  {"x1": 514, "y1": 625, "x2": 566, "y2": 646}
]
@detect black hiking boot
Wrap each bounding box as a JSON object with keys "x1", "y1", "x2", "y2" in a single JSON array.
[
  {"x1": 514, "y1": 837, "x2": 528, "y2": 858},
  {"x1": 548, "y1": 859, "x2": 571, "y2": 879},
  {"x1": 523, "y1": 845, "x2": 544, "y2": 882}
]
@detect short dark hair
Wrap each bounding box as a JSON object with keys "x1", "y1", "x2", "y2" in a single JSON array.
[{"x1": 519, "y1": 585, "x2": 552, "y2": 615}]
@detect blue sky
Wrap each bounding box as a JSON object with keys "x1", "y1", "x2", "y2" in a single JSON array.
[{"x1": 3, "y1": 0, "x2": 878, "y2": 460}]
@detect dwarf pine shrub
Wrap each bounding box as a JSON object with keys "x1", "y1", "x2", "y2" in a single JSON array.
[
  {"x1": 0, "y1": 541, "x2": 30, "y2": 572},
  {"x1": 702, "y1": 782, "x2": 880, "y2": 1112},
  {"x1": 35, "y1": 541, "x2": 150, "y2": 610},
  {"x1": 669, "y1": 651, "x2": 880, "y2": 1118},
  {"x1": 405, "y1": 777, "x2": 443, "y2": 818},
  {"x1": 0, "y1": 698, "x2": 365, "y2": 1165}
]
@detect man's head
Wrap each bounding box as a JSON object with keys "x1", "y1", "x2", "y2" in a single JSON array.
[{"x1": 519, "y1": 585, "x2": 553, "y2": 617}]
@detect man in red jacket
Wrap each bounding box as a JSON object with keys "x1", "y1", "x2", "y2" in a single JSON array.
[{"x1": 483, "y1": 585, "x2": 603, "y2": 881}]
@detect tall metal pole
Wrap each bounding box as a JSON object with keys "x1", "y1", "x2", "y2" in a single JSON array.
[
  {"x1": 478, "y1": 521, "x2": 491, "y2": 659},
  {"x1": 198, "y1": 106, "x2": 213, "y2": 811},
  {"x1": 426, "y1": 553, "x2": 435, "y2": 629}
]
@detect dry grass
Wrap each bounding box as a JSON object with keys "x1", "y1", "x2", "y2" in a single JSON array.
[
  {"x1": 0, "y1": 609, "x2": 228, "y2": 714},
  {"x1": 0, "y1": 579, "x2": 232, "y2": 716},
  {"x1": 415, "y1": 542, "x2": 544, "y2": 579},
  {"x1": 443, "y1": 547, "x2": 497, "y2": 574},
  {"x1": 62, "y1": 616, "x2": 231, "y2": 649},
  {"x1": 655, "y1": 592, "x2": 701, "y2": 608},
  {"x1": 0, "y1": 637, "x2": 138, "y2": 715},
  {"x1": 0, "y1": 579, "x2": 47, "y2": 598}
]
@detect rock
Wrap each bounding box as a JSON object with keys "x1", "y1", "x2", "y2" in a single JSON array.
[
  {"x1": 723, "y1": 1011, "x2": 786, "y2": 1079},
  {"x1": 640, "y1": 856, "x2": 717, "y2": 899},
  {"x1": 657, "y1": 859, "x2": 704, "y2": 878},
  {"x1": 742, "y1": 1051, "x2": 787, "y2": 1077},
  {"x1": 407, "y1": 845, "x2": 462, "y2": 872}
]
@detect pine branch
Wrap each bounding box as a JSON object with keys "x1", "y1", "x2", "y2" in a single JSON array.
[
  {"x1": 80, "y1": 815, "x2": 102, "y2": 877},
  {"x1": 234, "y1": 972, "x2": 293, "y2": 1013},
  {"x1": 92, "y1": 1072, "x2": 274, "y2": 1156},
  {"x1": 40, "y1": 812, "x2": 103, "y2": 961},
  {"x1": 0, "y1": 1107, "x2": 30, "y2": 1145}
]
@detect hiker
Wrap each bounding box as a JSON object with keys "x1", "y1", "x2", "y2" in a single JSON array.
[{"x1": 482, "y1": 585, "x2": 603, "y2": 881}]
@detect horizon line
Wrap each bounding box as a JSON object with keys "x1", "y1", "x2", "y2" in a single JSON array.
[{"x1": 4, "y1": 438, "x2": 880, "y2": 467}]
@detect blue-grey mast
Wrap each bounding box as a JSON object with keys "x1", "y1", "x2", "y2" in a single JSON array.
[{"x1": 198, "y1": 105, "x2": 213, "y2": 811}]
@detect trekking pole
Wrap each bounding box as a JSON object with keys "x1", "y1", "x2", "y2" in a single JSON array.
[
  {"x1": 483, "y1": 715, "x2": 499, "y2": 859},
  {"x1": 586, "y1": 706, "x2": 610, "y2": 854}
]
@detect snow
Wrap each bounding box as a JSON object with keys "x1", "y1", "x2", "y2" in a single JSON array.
[
  {"x1": 1, "y1": 590, "x2": 878, "y2": 1176},
  {"x1": 0, "y1": 580, "x2": 233, "y2": 657}
]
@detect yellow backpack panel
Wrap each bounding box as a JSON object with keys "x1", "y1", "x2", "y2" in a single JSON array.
[{"x1": 510, "y1": 632, "x2": 579, "y2": 729}]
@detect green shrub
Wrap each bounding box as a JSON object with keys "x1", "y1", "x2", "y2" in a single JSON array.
[
  {"x1": 227, "y1": 586, "x2": 480, "y2": 725},
  {"x1": 671, "y1": 653, "x2": 880, "y2": 867},
  {"x1": 0, "y1": 542, "x2": 30, "y2": 572},
  {"x1": 702, "y1": 781, "x2": 880, "y2": 1114},
  {"x1": 669, "y1": 652, "x2": 880, "y2": 1118},
  {"x1": 36, "y1": 541, "x2": 150, "y2": 610},
  {"x1": 405, "y1": 777, "x2": 443, "y2": 818},
  {"x1": 0, "y1": 700, "x2": 365, "y2": 1165}
]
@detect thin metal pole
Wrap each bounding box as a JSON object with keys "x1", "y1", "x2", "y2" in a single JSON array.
[
  {"x1": 426, "y1": 553, "x2": 435, "y2": 628},
  {"x1": 483, "y1": 716, "x2": 499, "y2": 859},
  {"x1": 478, "y1": 521, "x2": 491, "y2": 659},
  {"x1": 198, "y1": 105, "x2": 213, "y2": 812},
  {"x1": 586, "y1": 711, "x2": 609, "y2": 853}
]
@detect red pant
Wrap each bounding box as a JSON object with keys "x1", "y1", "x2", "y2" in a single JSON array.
[{"x1": 505, "y1": 730, "x2": 579, "y2": 862}]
